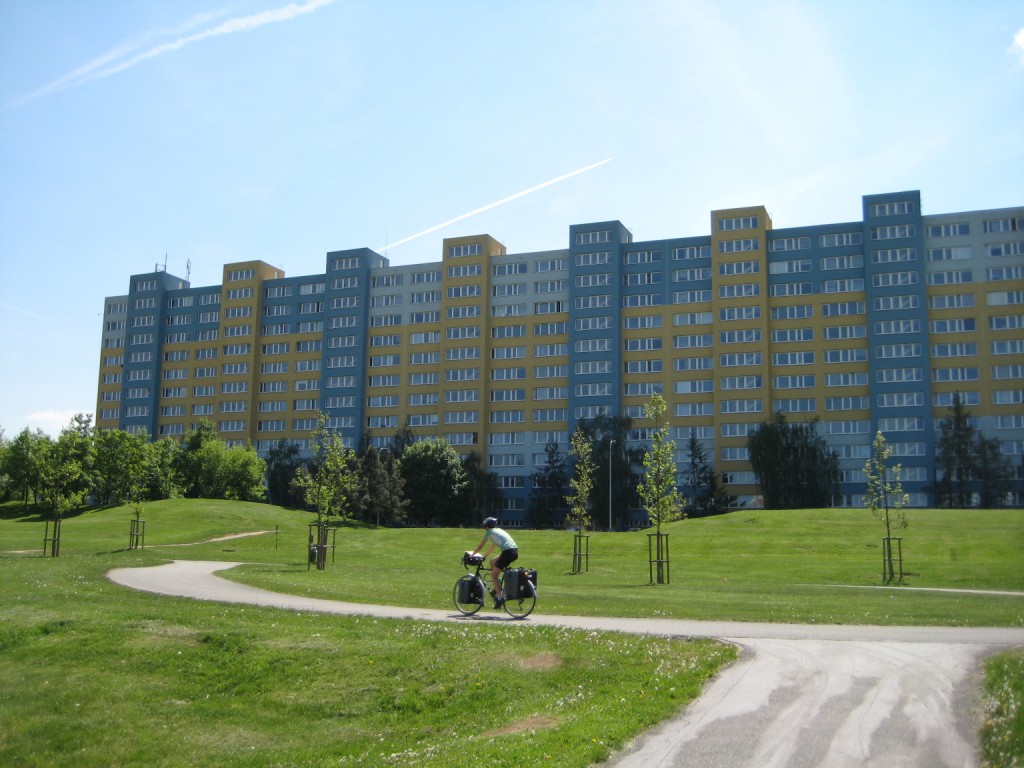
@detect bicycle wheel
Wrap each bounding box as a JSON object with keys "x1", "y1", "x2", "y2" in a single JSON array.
[
  {"x1": 502, "y1": 579, "x2": 536, "y2": 619},
  {"x1": 453, "y1": 575, "x2": 484, "y2": 616}
]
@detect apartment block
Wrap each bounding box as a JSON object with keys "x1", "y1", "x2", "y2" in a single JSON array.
[{"x1": 96, "y1": 191, "x2": 1024, "y2": 520}]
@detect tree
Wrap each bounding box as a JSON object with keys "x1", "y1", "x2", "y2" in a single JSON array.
[
  {"x1": 265, "y1": 438, "x2": 302, "y2": 507},
  {"x1": 399, "y1": 438, "x2": 469, "y2": 526},
  {"x1": 355, "y1": 446, "x2": 408, "y2": 526},
  {"x1": 219, "y1": 444, "x2": 267, "y2": 502},
  {"x1": 681, "y1": 430, "x2": 733, "y2": 517},
  {"x1": 975, "y1": 434, "x2": 1013, "y2": 508},
  {"x1": 935, "y1": 393, "x2": 976, "y2": 508},
  {"x1": 461, "y1": 451, "x2": 503, "y2": 522},
  {"x1": 38, "y1": 416, "x2": 95, "y2": 525},
  {"x1": 93, "y1": 429, "x2": 147, "y2": 505},
  {"x1": 863, "y1": 431, "x2": 909, "y2": 582},
  {"x1": 747, "y1": 413, "x2": 839, "y2": 509},
  {"x1": 176, "y1": 420, "x2": 218, "y2": 498},
  {"x1": 528, "y1": 442, "x2": 569, "y2": 528},
  {"x1": 144, "y1": 438, "x2": 181, "y2": 500},
  {"x1": 638, "y1": 394, "x2": 685, "y2": 532},
  {"x1": 565, "y1": 426, "x2": 595, "y2": 531},
  {"x1": 638, "y1": 395, "x2": 685, "y2": 584},
  {"x1": 0, "y1": 427, "x2": 9, "y2": 502},
  {"x1": 293, "y1": 414, "x2": 358, "y2": 522},
  {"x1": 5, "y1": 427, "x2": 49, "y2": 505}
]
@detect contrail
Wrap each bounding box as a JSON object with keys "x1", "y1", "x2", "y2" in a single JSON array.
[
  {"x1": 10, "y1": 0, "x2": 336, "y2": 108},
  {"x1": 380, "y1": 158, "x2": 613, "y2": 253}
]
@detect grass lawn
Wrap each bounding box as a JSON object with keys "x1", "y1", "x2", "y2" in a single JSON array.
[{"x1": 1, "y1": 500, "x2": 1021, "y2": 766}]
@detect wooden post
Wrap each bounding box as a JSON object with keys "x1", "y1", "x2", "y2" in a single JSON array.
[
  {"x1": 129, "y1": 519, "x2": 146, "y2": 550},
  {"x1": 44, "y1": 519, "x2": 62, "y2": 558},
  {"x1": 882, "y1": 536, "x2": 903, "y2": 584},
  {"x1": 571, "y1": 533, "x2": 590, "y2": 574},
  {"x1": 648, "y1": 532, "x2": 670, "y2": 584}
]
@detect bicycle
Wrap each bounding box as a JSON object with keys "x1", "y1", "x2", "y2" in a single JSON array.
[{"x1": 453, "y1": 551, "x2": 537, "y2": 619}]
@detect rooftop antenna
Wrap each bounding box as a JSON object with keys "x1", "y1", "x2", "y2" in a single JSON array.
[{"x1": 186, "y1": 258, "x2": 192, "y2": 282}]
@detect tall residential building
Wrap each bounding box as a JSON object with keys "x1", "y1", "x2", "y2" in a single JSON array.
[{"x1": 96, "y1": 190, "x2": 1024, "y2": 521}]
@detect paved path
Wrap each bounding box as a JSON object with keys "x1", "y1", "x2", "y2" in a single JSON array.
[{"x1": 108, "y1": 560, "x2": 1024, "y2": 768}]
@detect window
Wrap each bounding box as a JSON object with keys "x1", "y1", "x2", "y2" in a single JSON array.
[
  {"x1": 771, "y1": 328, "x2": 813, "y2": 343},
  {"x1": 872, "y1": 225, "x2": 915, "y2": 240},
  {"x1": 824, "y1": 348, "x2": 867, "y2": 363},
  {"x1": 825, "y1": 396, "x2": 869, "y2": 411},
  {"x1": 820, "y1": 232, "x2": 863, "y2": 248},
  {"x1": 718, "y1": 238, "x2": 759, "y2": 253},
  {"x1": 823, "y1": 325, "x2": 866, "y2": 340},
  {"x1": 927, "y1": 270, "x2": 973, "y2": 286},
  {"x1": 769, "y1": 259, "x2": 811, "y2": 274},
  {"x1": 822, "y1": 278, "x2": 865, "y2": 293},
  {"x1": 720, "y1": 306, "x2": 760, "y2": 322},
  {"x1": 769, "y1": 236, "x2": 811, "y2": 252},
  {"x1": 719, "y1": 283, "x2": 760, "y2": 299},
  {"x1": 719, "y1": 329, "x2": 761, "y2": 344},
  {"x1": 449, "y1": 243, "x2": 482, "y2": 257},
  {"x1": 718, "y1": 215, "x2": 759, "y2": 231},
  {"x1": 772, "y1": 351, "x2": 814, "y2": 366},
  {"x1": 988, "y1": 266, "x2": 1024, "y2": 281},
  {"x1": 983, "y1": 218, "x2": 1022, "y2": 233},
  {"x1": 673, "y1": 245, "x2": 711, "y2": 260},
  {"x1": 772, "y1": 305, "x2": 813, "y2": 320},
  {"x1": 770, "y1": 282, "x2": 812, "y2": 297},
  {"x1": 926, "y1": 222, "x2": 969, "y2": 237},
  {"x1": 870, "y1": 201, "x2": 915, "y2": 217}
]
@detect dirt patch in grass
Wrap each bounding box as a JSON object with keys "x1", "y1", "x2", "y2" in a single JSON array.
[
  {"x1": 514, "y1": 651, "x2": 562, "y2": 671},
  {"x1": 484, "y1": 714, "x2": 560, "y2": 737}
]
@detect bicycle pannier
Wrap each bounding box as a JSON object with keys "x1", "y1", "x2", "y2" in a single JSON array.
[
  {"x1": 503, "y1": 568, "x2": 520, "y2": 599},
  {"x1": 458, "y1": 578, "x2": 482, "y2": 604},
  {"x1": 520, "y1": 569, "x2": 538, "y2": 598}
]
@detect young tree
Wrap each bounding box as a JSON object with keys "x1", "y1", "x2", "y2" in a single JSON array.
[
  {"x1": 565, "y1": 425, "x2": 595, "y2": 531},
  {"x1": 528, "y1": 442, "x2": 569, "y2": 528},
  {"x1": 638, "y1": 394, "x2": 685, "y2": 531},
  {"x1": 638, "y1": 395, "x2": 684, "y2": 584},
  {"x1": 293, "y1": 414, "x2": 358, "y2": 522},
  {"x1": 398, "y1": 438, "x2": 469, "y2": 526},
  {"x1": 863, "y1": 431, "x2": 909, "y2": 582},
  {"x1": 748, "y1": 413, "x2": 839, "y2": 509}
]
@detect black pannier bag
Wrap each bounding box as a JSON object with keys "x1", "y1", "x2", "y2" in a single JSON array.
[
  {"x1": 503, "y1": 568, "x2": 520, "y2": 599},
  {"x1": 458, "y1": 578, "x2": 482, "y2": 604}
]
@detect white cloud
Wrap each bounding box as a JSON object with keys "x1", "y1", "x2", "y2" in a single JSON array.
[
  {"x1": 23, "y1": 410, "x2": 84, "y2": 438},
  {"x1": 1012, "y1": 27, "x2": 1024, "y2": 65},
  {"x1": 10, "y1": 0, "x2": 337, "y2": 108}
]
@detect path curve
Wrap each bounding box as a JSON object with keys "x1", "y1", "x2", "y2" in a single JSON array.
[{"x1": 108, "y1": 560, "x2": 1024, "y2": 768}]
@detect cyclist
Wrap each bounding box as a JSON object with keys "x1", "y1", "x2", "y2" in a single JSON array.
[{"x1": 472, "y1": 517, "x2": 518, "y2": 609}]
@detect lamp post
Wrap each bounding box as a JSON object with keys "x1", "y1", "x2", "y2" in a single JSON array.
[{"x1": 608, "y1": 439, "x2": 615, "y2": 532}]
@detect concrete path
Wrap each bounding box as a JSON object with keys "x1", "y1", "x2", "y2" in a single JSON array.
[{"x1": 108, "y1": 560, "x2": 1024, "y2": 768}]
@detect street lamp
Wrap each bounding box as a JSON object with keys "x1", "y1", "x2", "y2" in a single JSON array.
[{"x1": 608, "y1": 439, "x2": 615, "y2": 532}]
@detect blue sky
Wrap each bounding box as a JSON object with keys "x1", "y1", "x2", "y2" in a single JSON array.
[{"x1": 1, "y1": 0, "x2": 1022, "y2": 437}]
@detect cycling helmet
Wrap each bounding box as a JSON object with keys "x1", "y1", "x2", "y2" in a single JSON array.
[{"x1": 482, "y1": 516, "x2": 498, "y2": 529}]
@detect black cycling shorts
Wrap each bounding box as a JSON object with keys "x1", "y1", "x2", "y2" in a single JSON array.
[{"x1": 494, "y1": 548, "x2": 519, "y2": 570}]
